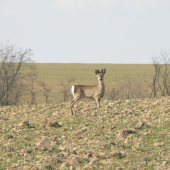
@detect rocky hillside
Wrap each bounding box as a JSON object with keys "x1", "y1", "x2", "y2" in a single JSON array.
[{"x1": 1, "y1": 97, "x2": 170, "y2": 169}]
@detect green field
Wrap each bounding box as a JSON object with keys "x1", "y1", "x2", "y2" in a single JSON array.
[{"x1": 35, "y1": 64, "x2": 154, "y2": 104}]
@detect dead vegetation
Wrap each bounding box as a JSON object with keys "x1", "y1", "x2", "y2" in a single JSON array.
[{"x1": 1, "y1": 97, "x2": 170, "y2": 169}]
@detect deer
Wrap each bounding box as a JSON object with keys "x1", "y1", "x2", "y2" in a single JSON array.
[{"x1": 70, "y1": 69, "x2": 106, "y2": 116}]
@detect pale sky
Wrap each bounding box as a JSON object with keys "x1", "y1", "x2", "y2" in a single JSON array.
[{"x1": 1, "y1": 0, "x2": 170, "y2": 63}]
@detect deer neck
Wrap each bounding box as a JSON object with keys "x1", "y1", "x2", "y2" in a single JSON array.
[
  {"x1": 97, "y1": 81, "x2": 105, "y2": 98},
  {"x1": 98, "y1": 81, "x2": 105, "y2": 90}
]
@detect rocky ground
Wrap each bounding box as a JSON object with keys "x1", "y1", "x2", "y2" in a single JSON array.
[{"x1": 1, "y1": 97, "x2": 170, "y2": 169}]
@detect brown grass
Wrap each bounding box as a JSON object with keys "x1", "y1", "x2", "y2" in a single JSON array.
[{"x1": 34, "y1": 63, "x2": 154, "y2": 103}]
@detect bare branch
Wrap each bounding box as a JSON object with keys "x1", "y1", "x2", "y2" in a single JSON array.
[{"x1": 0, "y1": 44, "x2": 33, "y2": 105}]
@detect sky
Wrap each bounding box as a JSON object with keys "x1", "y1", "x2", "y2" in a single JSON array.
[{"x1": 0, "y1": 0, "x2": 170, "y2": 64}]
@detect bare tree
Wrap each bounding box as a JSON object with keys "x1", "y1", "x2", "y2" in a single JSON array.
[
  {"x1": 159, "y1": 50, "x2": 170, "y2": 96},
  {"x1": 148, "y1": 50, "x2": 170, "y2": 98},
  {"x1": 107, "y1": 83, "x2": 124, "y2": 101},
  {"x1": 124, "y1": 76, "x2": 134, "y2": 99},
  {"x1": 150, "y1": 58, "x2": 161, "y2": 98},
  {"x1": 39, "y1": 81, "x2": 51, "y2": 103},
  {"x1": 0, "y1": 44, "x2": 33, "y2": 105},
  {"x1": 106, "y1": 76, "x2": 150, "y2": 101},
  {"x1": 29, "y1": 65, "x2": 38, "y2": 104},
  {"x1": 59, "y1": 78, "x2": 76, "y2": 102}
]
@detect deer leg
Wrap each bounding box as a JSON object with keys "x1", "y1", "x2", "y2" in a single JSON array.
[
  {"x1": 70, "y1": 97, "x2": 81, "y2": 116},
  {"x1": 70, "y1": 99, "x2": 76, "y2": 116},
  {"x1": 70, "y1": 101, "x2": 74, "y2": 116},
  {"x1": 95, "y1": 98, "x2": 101, "y2": 116}
]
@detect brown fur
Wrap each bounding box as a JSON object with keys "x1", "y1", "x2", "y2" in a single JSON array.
[{"x1": 70, "y1": 69, "x2": 106, "y2": 116}]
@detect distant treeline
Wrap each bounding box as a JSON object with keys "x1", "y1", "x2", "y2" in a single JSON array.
[{"x1": 0, "y1": 44, "x2": 169, "y2": 105}]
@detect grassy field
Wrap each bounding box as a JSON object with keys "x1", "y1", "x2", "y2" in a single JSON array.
[
  {"x1": 34, "y1": 64, "x2": 154, "y2": 104},
  {"x1": 1, "y1": 97, "x2": 170, "y2": 169}
]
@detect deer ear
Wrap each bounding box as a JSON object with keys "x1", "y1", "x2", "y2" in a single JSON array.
[
  {"x1": 95, "y1": 69, "x2": 100, "y2": 74},
  {"x1": 103, "y1": 69, "x2": 106, "y2": 74}
]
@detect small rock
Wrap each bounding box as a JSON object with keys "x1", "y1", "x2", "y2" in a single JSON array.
[
  {"x1": 97, "y1": 152, "x2": 110, "y2": 159},
  {"x1": 70, "y1": 166, "x2": 76, "y2": 170},
  {"x1": 19, "y1": 120, "x2": 30, "y2": 127},
  {"x1": 94, "y1": 133, "x2": 100, "y2": 136},
  {"x1": 41, "y1": 147, "x2": 48, "y2": 151},
  {"x1": 162, "y1": 161, "x2": 167, "y2": 165},
  {"x1": 98, "y1": 125, "x2": 105, "y2": 129},
  {"x1": 41, "y1": 164, "x2": 53, "y2": 170},
  {"x1": 144, "y1": 131, "x2": 152, "y2": 136},
  {"x1": 59, "y1": 146, "x2": 69, "y2": 151},
  {"x1": 46, "y1": 156, "x2": 62, "y2": 163},
  {"x1": 5, "y1": 134, "x2": 13, "y2": 139},
  {"x1": 147, "y1": 112, "x2": 151, "y2": 119},
  {"x1": 57, "y1": 153, "x2": 65, "y2": 158},
  {"x1": 154, "y1": 142, "x2": 164, "y2": 147},
  {"x1": 36, "y1": 136, "x2": 49, "y2": 147},
  {"x1": 87, "y1": 153, "x2": 93, "y2": 158},
  {"x1": 100, "y1": 160, "x2": 115, "y2": 166},
  {"x1": 75, "y1": 127, "x2": 88, "y2": 134},
  {"x1": 5, "y1": 145, "x2": 14, "y2": 152},
  {"x1": 117, "y1": 128, "x2": 136, "y2": 139},
  {"x1": 77, "y1": 149, "x2": 86, "y2": 155},
  {"x1": 89, "y1": 158, "x2": 98, "y2": 165},
  {"x1": 6, "y1": 153, "x2": 13, "y2": 157},
  {"x1": 71, "y1": 149, "x2": 77, "y2": 155},
  {"x1": 60, "y1": 161, "x2": 71, "y2": 169},
  {"x1": 84, "y1": 165, "x2": 93, "y2": 170},
  {"x1": 116, "y1": 168, "x2": 123, "y2": 170},
  {"x1": 110, "y1": 151, "x2": 127, "y2": 158},
  {"x1": 111, "y1": 126, "x2": 116, "y2": 129},
  {"x1": 137, "y1": 121, "x2": 148, "y2": 128},
  {"x1": 10, "y1": 163, "x2": 19, "y2": 168},
  {"x1": 70, "y1": 156, "x2": 81, "y2": 164},
  {"x1": 26, "y1": 150, "x2": 32, "y2": 154},
  {"x1": 110, "y1": 141, "x2": 116, "y2": 145},
  {"x1": 101, "y1": 144, "x2": 111, "y2": 150},
  {"x1": 49, "y1": 121, "x2": 62, "y2": 128}
]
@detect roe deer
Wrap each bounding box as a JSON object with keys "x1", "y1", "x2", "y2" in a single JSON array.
[{"x1": 70, "y1": 69, "x2": 106, "y2": 116}]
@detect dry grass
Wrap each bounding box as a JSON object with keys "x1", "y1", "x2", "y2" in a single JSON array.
[
  {"x1": 34, "y1": 64, "x2": 154, "y2": 103},
  {"x1": 1, "y1": 96, "x2": 170, "y2": 169}
]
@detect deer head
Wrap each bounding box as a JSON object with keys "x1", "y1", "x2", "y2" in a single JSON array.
[{"x1": 95, "y1": 69, "x2": 106, "y2": 82}]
